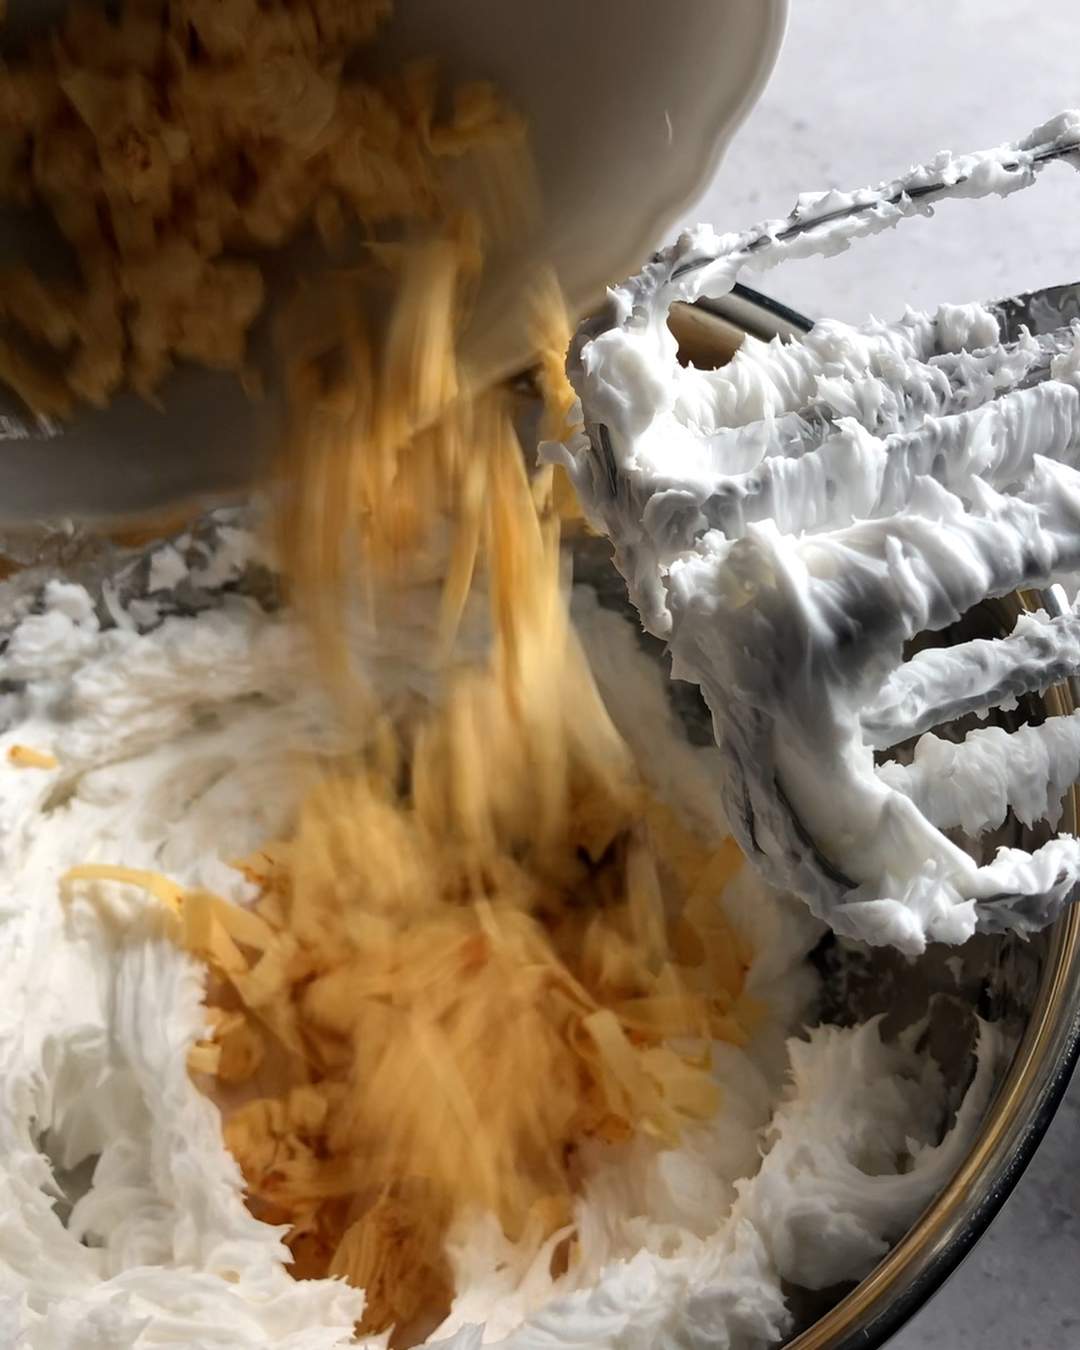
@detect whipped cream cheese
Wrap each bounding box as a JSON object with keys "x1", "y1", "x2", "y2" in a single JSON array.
[{"x1": 0, "y1": 522, "x2": 992, "y2": 1348}]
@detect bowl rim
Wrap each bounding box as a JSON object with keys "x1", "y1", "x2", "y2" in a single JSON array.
[
  {"x1": 698, "y1": 284, "x2": 1080, "y2": 1350},
  {"x1": 620, "y1": 0, "x2": 790, "y2": 313}
]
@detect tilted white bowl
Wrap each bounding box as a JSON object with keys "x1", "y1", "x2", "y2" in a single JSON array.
[{"x1": 0, "y1": 0, "x2": 786, "y2": 522}]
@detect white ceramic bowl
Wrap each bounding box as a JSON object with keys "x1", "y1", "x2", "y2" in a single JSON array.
[{"x1": 0, "y1": 0, "x2": 786, "y2": 522}]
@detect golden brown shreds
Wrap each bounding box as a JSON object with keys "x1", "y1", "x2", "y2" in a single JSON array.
[
  {"x1": 114, "y1": 2, "x2": 170, "y2": 73},
  {"x1": 183, "y1": 896, "x2": 250, "y2": 976},
  {"x1": 7, "y1": 743, "x2": 58, "y2": 769},
  {"x1": 297, "y1": 798, "x2": 433, "y2": 937},
  {"x1": 58, "y1": 68, "x2": 152, "y2": 143},
  {"x1": 30, "y1": 122, "x2": 99, "y2": 202},
  {"x1": 175, "y1": 0, "x2": 259, "y2": 61},
  {"x1": 52, "y1": 196, "x2": 108, "y2": 259},
  {"x1": 222, "y1": 1096, "x2": 289, "y2": 1183},
  {"x1": 57, "y1": 1, "x2": 119, "y2": 64},
  {"x1": 109, "y1": 193, "x2": 160, "y2": 257},
  {"x1": 109, "y1": 120, "x2": 192, "y2": 209},
  {"x1": 0, "y1": 270, "x2": 77, "y2": 349},
  {"x1": 120, "y1": 233, "x2": 205, "y2": 301},
  {"x1": 173, "y1": 739, "x2": 756, "y2": 1332},
  {"x1": 300, "y1": 962, "x2": 364, "y2": 1037},
  {"x1": 210, "y1": 891, "x2": 280, "y2": 953},
  {"x1": 349, "y1": 975, "x2": 574, "y2": 1226},
  {"x1": 0, "y1": 0, "x2": 513, "y2": 421},
  {"x1": 624, "y1": 832, "x2": 670, "y2": 972},
  {"x1": 69, "y1": 336, "x2": 127, "y2": 409},
  {"x1": 0, "y1": 63, "x2": 64, "y2": 132},
  {"x1": 287, "y1": 1083, "x2": 330, "y2": 1135},
  {"x1": 238, "y1": 0, "x2": 321, "y2": 62},
  {"x1": 204, "y1": 1006, "x2": 246, "y2": 1037},
  {"x1": 62, "y1": 863, "x2": 186, "y2": 917},
  {"x1": 437, "y1": 447, "x2": 486, "y2": 648},
  {"x1": 187, "y1": 1040, "x2": 222, "y2": 1075},
  {"x1": 0, "y1": 130, "x2": 31, "y2": 204},
  {"x1": 100, "y1": 126, "x2": 178, "y2": 215},
  {"x1": 234, "y1": 145, "x2": 323, "y2": 247},
  {"x1": 312, "y1": 190, "x2": 346, "y2": 253},
  {"x1": 287, "y1": 1220, "x2": 340, "y2": 1282},
  {"x1": 579, "y1": 1008, "x2": 689, "y2": 1147},
  {"x1": 611, "y1": 990, "x2": 711, "y2": 1041},
  {"x1": 175, "y1": 175, "x2": 242, "y2": 255},
  {"x1": 393, "y1": 58, "x2": 439, "y2": 148},
  {"x1": 252, "y1": 883, "x2": 288, "y2": 930},
  {"x1": 58, "y1": 66, "x2": 192, "y2": 213},
  {"x1": 330, "y1": 1193, "x2": 454, "y2": 1340},
  {"x1": 128, "y1": 314, "x2": 173, "y2": 396},
  {"x1": 226, "y1": 50, "x2": 340, "y2": 151},
  {"x1": 428, "y1": 81, "x2": 528, "y2": 158},
  {"x1": 567, "y1": 768, "x2": 641, "y2": 866},
  {"x1": 579, "y1": 914, "x2": 647, "y2": 1002},
  {"x1": 216, "y1": 1017, "x2": 266, "y2": 1083},
  {"x1": 529, "y1": 270, "x2": 577, "y2": 444},
  {"x1": 67, "y1": 283, "x2": 126, "y2": 408},
  {"x1": 167, "y1": 258, "x2": 265, "y2": 369},
  {"x1": 0, "y1": 337, "x2": 73, "y2": 418},
  {"x1": 303, "y1": 0, "x2": 392, "y2": 53},
  {"x1": 59, "y1": 2, "x2": 166, "y2": 75},
  {"x1": 232, "y1": 844, "x2": 290, "y2": 891},
  {"x1": 377, "y1": 237, "x2": 463, "y2": 437},
  {"x1": 643, "y1": 800, "x2": 716, "y2": 895},
  {"x1": 326, "y1": 85, "x2": 432, "y2": 217},
  {"x1": 230, "y1": 931, "x2": 303, "y2": 1008},
  {"x1": 638, "y1": 1044, "x2": 721, "y2": 1121},
  {"x1": 166, "y1": 62, "x2": 232, "y2": 155}
]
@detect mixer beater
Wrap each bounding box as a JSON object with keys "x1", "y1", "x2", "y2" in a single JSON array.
[{"x1": 555, "y1": 112, "x2": 1080, "y2": 952}]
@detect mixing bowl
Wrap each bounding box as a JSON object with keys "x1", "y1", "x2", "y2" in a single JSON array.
[{"x1": 2, "y1": 285, "x2": 1078, "y2": 1349}]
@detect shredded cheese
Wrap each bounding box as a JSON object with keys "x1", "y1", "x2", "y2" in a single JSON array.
[{"x1": 7, "y1": 744, "x2": 58, "y2": 770}]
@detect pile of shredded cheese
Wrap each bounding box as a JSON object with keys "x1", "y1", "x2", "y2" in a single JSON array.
[
  {"x1": 67, "y1": 718, "x2": 752, "y2": 1338},
  {"x1": 61, "y1": 452, "x2": 758, "y2": 1338}
]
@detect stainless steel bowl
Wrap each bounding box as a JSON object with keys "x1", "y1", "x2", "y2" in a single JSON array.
[{"x1": 1, "y1": 284, "x2": 1077, "y2": 1349}]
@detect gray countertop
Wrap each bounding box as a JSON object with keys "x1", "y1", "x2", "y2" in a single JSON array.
[
  {"x1": 890, "y1": 1083, "x2": 1080, "y2": 1348},
  {"x1": 689, "y1": 3, "x2": 1080, "y2": 1344}
]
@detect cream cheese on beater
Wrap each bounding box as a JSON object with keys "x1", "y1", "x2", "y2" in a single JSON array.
[{"x1": 555, "y1": 111, "x2": 1080, "y2": 953}]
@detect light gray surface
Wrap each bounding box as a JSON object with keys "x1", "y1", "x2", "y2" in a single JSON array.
[{"x1": 688, "y1": 4, "x2": 1080, "y2": 1346}]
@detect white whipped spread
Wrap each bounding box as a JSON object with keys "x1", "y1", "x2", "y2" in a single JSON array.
[
  {"x1": 0, "y1": 523, "x2": 993, "y2": 1348},
  {"x1": 555, "y1": 112, "x2": 1080, "y2": 953}
]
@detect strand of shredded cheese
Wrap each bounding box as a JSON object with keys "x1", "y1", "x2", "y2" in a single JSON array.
[{"x1": 7, "y1": 744, "x2": 58, "y2": 769}]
